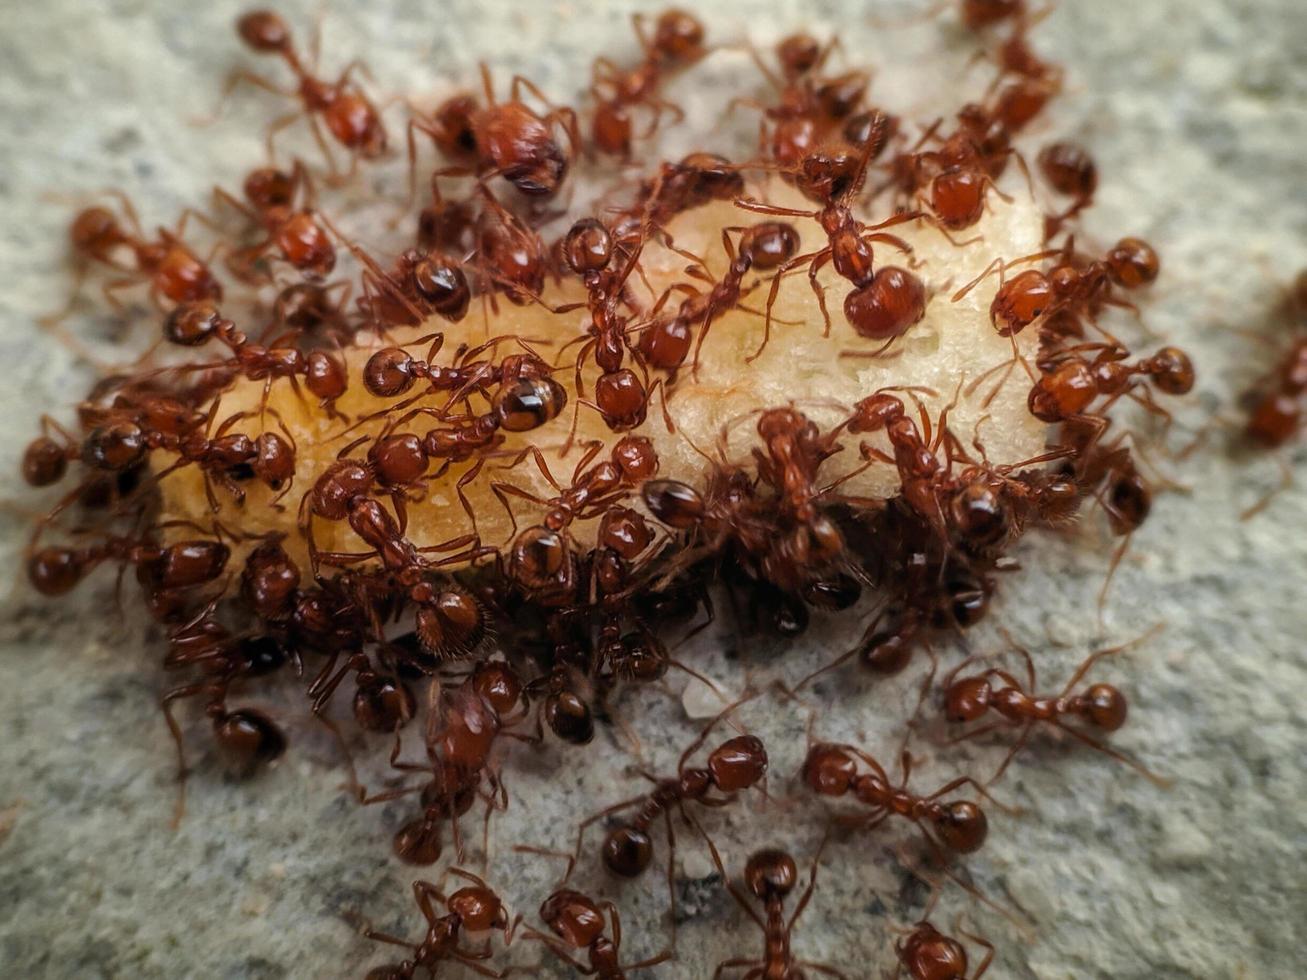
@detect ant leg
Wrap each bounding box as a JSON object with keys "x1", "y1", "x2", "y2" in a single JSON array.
[
  {"x1": 411, "y1": 878, "x2": 450, "y2": 925},
  {"x1": 691, "y1": 811, "x2": 767, "y2": 931},
  {"x1": 1051, "y1": 719, "x2": 1172, "y2": 787},
  {"x1": 1057, "y1": 624, "x2": 1163, "y2": 698},
  {"x1": 986, "y1": 720, "x2": 1034, "y2": 786},
  {"x1": 924, "y1": 774, "x2": 1018, "y2": 815}
]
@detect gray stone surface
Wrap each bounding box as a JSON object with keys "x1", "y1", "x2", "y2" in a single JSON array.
[{"x1": 1, "y1": 1, "x2": 1305, "y2": 978}]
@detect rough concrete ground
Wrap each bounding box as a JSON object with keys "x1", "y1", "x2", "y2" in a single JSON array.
[{"x1": 0, "y1": 1, "x2": 1304, "y2": 978}]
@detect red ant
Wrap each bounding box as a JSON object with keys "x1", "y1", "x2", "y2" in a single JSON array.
[
  {"x1": 1246, "y1": 272, "x2": 1307, "y2": 449},
  {"x1": 739, "y1": 32, "x2": 874, "y2": 170},
  {"x1": 802, "y1": 740, "x2": 1000, "y2": 855},
  {"x1": 56, "y1": 200, "x2": 223, "y2": 314},
  {"x1": 894, "y1": 920, "x2": 994, "y2": 980},
  {"x1": 27, "y1": 535, "x2": 230, "y2": 599},
  {"x1": 228, "y1": 10, "x2": 386, "y2": 175},
  {"x1": 500, "y1": 436, "x2": 659, "y2": 589},
  {"x1": 553, "y1": 216, "x2": 661, "y2": 431},
  {"x1": 674, "y1": 220, "x2": 802, "y2": 372},
  {"x1": 358, "y1": 869, "x2": 514, "y2": 980},
  {"x1": 1037, "y1": 140, "x2": 1097, "y2": 234},
  {"x1": 527, "y1": 887, "x2": 670, "y2": 978},
  {"x1": 434, "y1": 64, "x2": 580, "y2": 199},
  {"x1": 735, "y1": 143, "x2": 924, "y2": 350},
  {"x1": 699, "y1": 835, "x2": 848, "y2": 980},
  {"x1": 571, "y1": 707, "x2": 767, "y2": 896},
  {"x1": 590, "y1": 9, "x2": 705, "y2": 158},
  {"x1": 369, "y1": 661, "x2": 527, "y2": 865},
  {"x1": 213, "y1": 162, "x2": 336, "y2": 282},
  {"x1": 941, "y1": 627, "x2": 1167, "y2": 785}
]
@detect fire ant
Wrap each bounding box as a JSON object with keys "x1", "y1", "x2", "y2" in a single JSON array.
[
  {"x1": 28, "y1": 534, "x2": 230, "y2": 601},
  {"x1": 501, "y1": 436, "x2": 659, "y2": 590},
  {"x1": 738, "y1": 31, "x2": 874, "y2": 170},
  {"x1": 56, "y1": 199, "x2": 223, "y2": 315},
  {"x1": 163, "y1": 301, "x2": 348, "y2": 418},
  {"x1": 357, "y1": 869, "x2": 514, "y2": 979},
  {"x1": 802, "y1": 740, "x2": 999, "y2": 855},
  {"x1": 894, "y1": 920, "x2": 994, "y2": 980},
  {"x1": 1246, "y1": 271, "x2": 1307, "y2": 449},
  {"x1": 527, "y1": 887, "x2": 670, "y2": 978},
  {"x1": 213, "y1": 162, "x2": 336, "y2": 282},
  {"x1": 676, "y1": 220, "x2": 802, "y2": 372},
  {"x1": 434, "y1": 64, "x2": 580, "y2": 199},
  {"x1": 735, "y1": 143, "x2": 924, "y2": 349},
  {"x1": 590, "y1": 9, "x2": 705, "y2": 158},
  {"x1": 1037, "y1": 140, "x2": 1097, "y2": 234},
  {"x1": 699, "y1": 838, "x2": 848, "y2": 980},
  {"x1": 572, "y1": 708, "x2": 767, "y2": 895},
  {"x1": 228, "y1": 10, "x2": 386, "y2": 175},
  {"x1": 370, "y1": 661, "x2": 527, "y2": 865},
  {"x1": 941, "y1": 627, "x2": 1168, "y2": 785}
]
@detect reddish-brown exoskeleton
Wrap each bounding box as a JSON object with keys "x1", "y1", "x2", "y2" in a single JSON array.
[
  {"x1": 527, "y1": 888, "x2": 670, "y2": 979},
  {"x1": 894, "y1": 920, "x2": 994, "y2": 980},
  {"x1": 59, "y1": 201, "x2": 223, "y2": 313},
  {"x1": 941, "y1": 627, "x2": 1167, "y2": 785},
  {"x1": 590, "y1": 9, "x2": 706, "y2": 157},
  {"x1": 701, "y1": 838, "x2": 849, "y2": 980},
  {"x1": 228, "y1": 9, "x2": 387, "y2": 175},
  {"x1": 214, "y1": 162, "x2": 336, "y2": 282},
  {"x1": 736, "y1": 142, "x2": 924, "y2": 349},
  {"x1": 359, "y1": 869, "x2": 514, "y2": 979}
]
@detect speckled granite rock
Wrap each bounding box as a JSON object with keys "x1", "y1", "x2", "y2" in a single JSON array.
[{"x1": 1, "y1": 2, "x2": 1304, "y2": 978}]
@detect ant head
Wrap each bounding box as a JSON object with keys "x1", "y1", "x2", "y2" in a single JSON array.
[
  {"x1": 707, "y1": 735, "x2": 769, "y2": 793},
  {"x1": 448, "y1": 886, "x2": 508, "y2": 933},
  {"x1": 777, "y1": 33, "x2": 822, "y2": 79},
  {"x1": 164, "y1": 300, "x2": 223, "y2": 347},
  {"x1": 562, "y1": 218, "x2": 613, "y2": 275},
  {"x1": 540, "y1": 889, "x2": 605, "y2": 947},
  {"x1": 744, "y1": 849, "x2": 798, "y2": 902},
  {"x1": 651, "y1": 9, "x2": 705, "y2": 64},
  {"x1": 1084, "y1": 683, "x2": 1128, "y2": 731},
  {"x1": 935, "y1": 800, "x2": 988, "y2": 853},
  {"x1": 471, "y1": 660, "x2": 523, "y2": 716},
  {"x1": 70, "y1": 206, "x2": 124, "y2": 257},
  {"x1": 803, "y1": 743, "x2": 857, "y2": 796},
  {"x1": 945, "y1": 675, "x2": 992, "y2": 723},
  {"x1": 236, "y1": 10, "x2": 291, "y2": 53},
  {"x1": 243, "y1": 167, "x2": 295, "y2": 211}
]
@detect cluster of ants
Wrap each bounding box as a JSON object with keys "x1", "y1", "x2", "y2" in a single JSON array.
[{"x1": 17, "y1": 2, "x2": 1220, "y2": 976}]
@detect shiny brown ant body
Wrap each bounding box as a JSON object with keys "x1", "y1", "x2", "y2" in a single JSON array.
[
  {"x1": 529, "y1": 888, "x2": 670, "y2": 979},
  {"x1": 736, "y1": 144, "x2": 923, "y2": 348},
  {"x1": 699, "y1": 835, "x2": 847, "y2": 980},
  {"x1": 215, "y1": 163, "x2": 336, "y2": 282},
  {"x1": 942, "y1": 630, "x2": 1166, "y2": 784},
  {"x1": 802, "y1": 741, "x2": 993, "y2": 854},
  {"x1": 894, "y1": 920, "x2": 993, "y2": 980},
  {"x1": 590, "y1": 9, "x2": 705, "y2": 157},
  {"x1": 230, "y1": 10, "x2": 387, "y2": 173},
  {"x1": 359, "y1": 869, "x2": 513, "y2": 979},
  {"x1": 63, "y1": 202, "x2": 223, "y2": 312}
]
